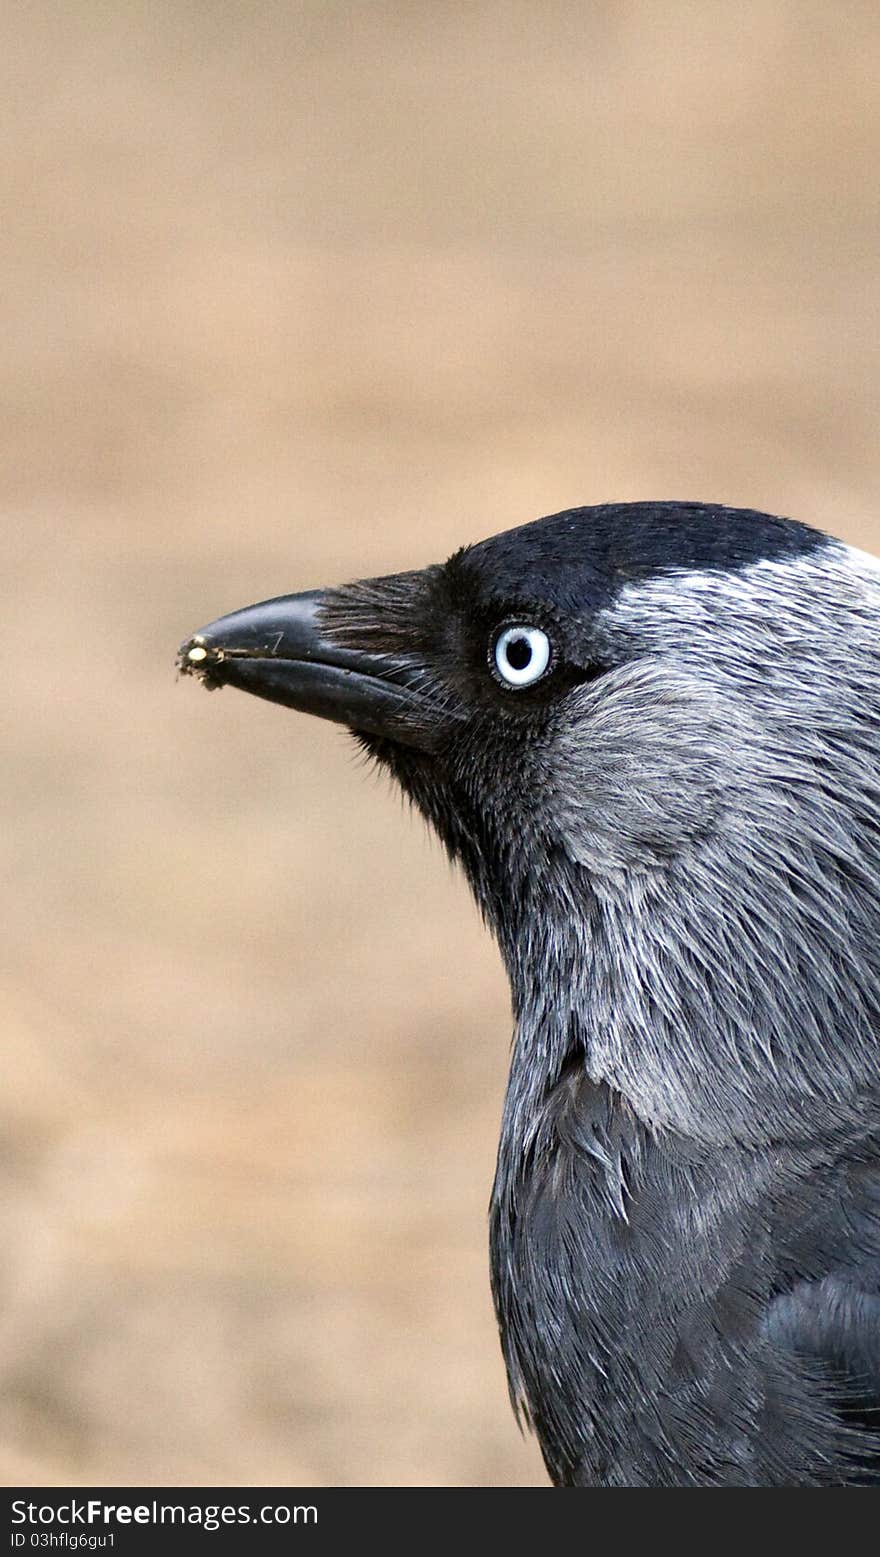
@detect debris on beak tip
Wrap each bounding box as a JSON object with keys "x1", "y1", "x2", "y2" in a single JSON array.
[{"x1": 176, "y1": 634, "x2": 224, "y2": 685}]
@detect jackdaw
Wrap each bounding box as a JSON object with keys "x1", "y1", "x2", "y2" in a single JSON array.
[{"x1": 179, "y1": 501, "x2": 880, "y2": 1486}]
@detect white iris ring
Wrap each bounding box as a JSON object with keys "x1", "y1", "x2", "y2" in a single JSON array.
[{"x1": 493, "y1": 624, "x2": 551, "y2": 687}]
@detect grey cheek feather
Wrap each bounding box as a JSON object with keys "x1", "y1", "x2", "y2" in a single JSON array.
[{"x1": 528, "y1": 540, "x2": 880, "y2": 1145}]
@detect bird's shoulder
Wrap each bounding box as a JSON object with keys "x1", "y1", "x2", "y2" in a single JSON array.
[
  {"x1": 492, "y1": 1063, "x2": 880, "y2": 1483},
  {"x1": 763, "y1": 1143, "x2": 880, "y2": 1477}
]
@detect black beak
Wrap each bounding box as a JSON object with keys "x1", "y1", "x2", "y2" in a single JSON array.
[{"x1": 178, "y1": 589, "x2": 445, "y2": 750}]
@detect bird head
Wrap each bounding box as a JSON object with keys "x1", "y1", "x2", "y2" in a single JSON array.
[{"x1": 179, "y1": 503, "x2": 880, "y2": 1142}]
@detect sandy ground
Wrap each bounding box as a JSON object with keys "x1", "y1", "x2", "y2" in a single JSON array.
[{"x1": 2, "y1": 0, "x2": 880, "y2": 1486}]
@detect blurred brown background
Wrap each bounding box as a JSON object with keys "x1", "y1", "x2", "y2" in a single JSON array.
[{"x1": 2, "y1": 0, "x2": 880, "y2": 1487}]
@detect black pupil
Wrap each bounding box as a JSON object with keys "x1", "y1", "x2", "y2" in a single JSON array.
[{"x1": 505, "y1": 634, "x2": 532, "y2": 671}]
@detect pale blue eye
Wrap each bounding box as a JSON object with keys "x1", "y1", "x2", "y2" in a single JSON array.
[{"x1": 493, "y1": 625, "x2": 551, "y2": 687}]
